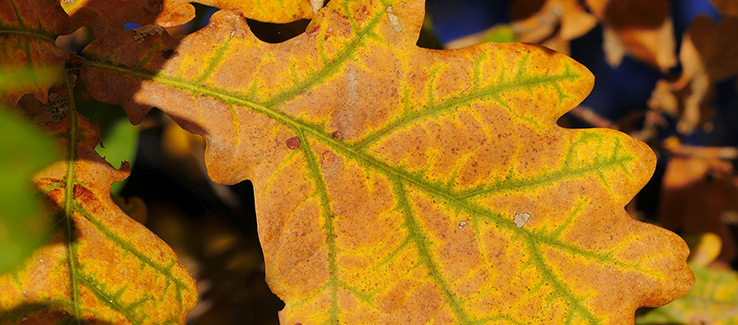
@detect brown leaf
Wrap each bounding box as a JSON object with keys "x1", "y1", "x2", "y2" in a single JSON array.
[
  {"x1": 506, "y1": 0, "x2": 597, "y2": 54},
  {"x1": 62, "y1": 0, "x2": 318, "y2": 37},
  {"x1": 587, "y1": 0, "x2": 677, "y2": 71},
  {"x1": 648, "y1": 16, "x2": 738, "y2": 134},
  {"x1": 658, "y1": 154, "x2": 738, "y2": 264},
  {"x1": 0, "y1": 0, "x2": 69, "y2": 106},
  {"x1": 682, "y1": 16, "x2": 738, "y2": 82},
  {"x1": 446, "y1": 0, "x2": 597, "y2": 53}
]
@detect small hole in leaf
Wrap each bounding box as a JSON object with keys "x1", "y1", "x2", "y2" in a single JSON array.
[{"x1": 246, "y1": 19, "x2": 311, "y2": 43}]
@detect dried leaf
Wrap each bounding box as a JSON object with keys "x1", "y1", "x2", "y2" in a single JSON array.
[
  {"x1": 586, "y1": 0, "x2": 676, "y2": 71},
  {"x1": 658, "y1": 153, "x2": 737, "y2": 264},
  {"x1": 681, "y1": 16, "x2": 738, "y2": 83},
  {"x1": 446, "y1": 0, "x2": 597, "y2": 52},
  {"x1": 0, "y1": 0, "x2": 68, "y2": 106},
  {"x1": 648, "y1": 16, "x2": 738, "y2": 134},
  {"x1": 81, "y1": 0, "x2": 692, "y2": 322},
  {"x1": 0, "y1": 80, "x2": 197, "y2": 323},
  {"x1": 510, "y1": 0, "x2": 597, "y2": 53},
  {"x1": 62, "y1": 0, "x2": 318, "y2": 37}
]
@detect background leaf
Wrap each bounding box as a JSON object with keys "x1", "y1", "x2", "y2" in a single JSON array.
[
  {"x1": 0, "y1": 107, "x2": 56, "y2": 273},
  {"x1": 0, "y1": 0, "x2": 68, "y2": 106},
  {"x1": 81, "y1": 0, "x2": 693, "y2": 322},
  {"x1": 586, "y1": 0, "x2": 677, "y2": 71},
  {"x1": 75, "y1": 86, "x2": 139, "y2": 194},
  {"x1": 62, "y1": 0, "x2": 320, "y2": 38}
]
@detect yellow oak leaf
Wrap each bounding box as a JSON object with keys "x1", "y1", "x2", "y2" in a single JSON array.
[
  {"x1": 81, "y1": 0, "x2": 693, "y2": 322},
  {"x1": 0, "y1": 80, "x2": 197, "y2": 323}
]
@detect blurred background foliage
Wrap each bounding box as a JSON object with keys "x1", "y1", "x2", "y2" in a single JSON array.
[{"x1": 41, "y1": 0, "x2": 738, "y2": 323}]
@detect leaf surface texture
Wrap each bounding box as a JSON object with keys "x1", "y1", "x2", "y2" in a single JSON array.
[{"x1": 81, "y1": 0, "x2": 693, "y2": 322}]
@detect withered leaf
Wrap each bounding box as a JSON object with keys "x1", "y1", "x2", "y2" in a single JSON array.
[
  {"x1": 586, "y1": 0, "x2": 677, "y2": 71},
  {"x1": 648, "y1": 16, "x2": 738, "y2": 134},
  {"x1": 507, "y1": 0, "x2": 598, "y2": 54}
]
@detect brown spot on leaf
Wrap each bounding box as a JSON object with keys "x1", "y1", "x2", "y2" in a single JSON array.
[
  {"x1": 332, "y1": 131, "x2": 343, "y2": 139},
  {"x1": 321, "y1": 150, "x2": 335, "y2": 167},
  {"x1": 286, "y1": 136, "x2": 302, "y2": 150}
]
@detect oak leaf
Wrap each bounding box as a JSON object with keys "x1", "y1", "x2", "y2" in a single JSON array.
[
  {"x1": 81, "y1": 0, "x2": 693, "y2": 322},
  {"x1": 0, "y1": 0, "x2": 68, "y2": 106},
  {"x1": 0, "y1": 81, "x2": 197, "y2": 323}
]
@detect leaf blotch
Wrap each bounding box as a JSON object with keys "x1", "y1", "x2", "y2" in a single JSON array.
[
  {"x1": 321, "y1": 151, "x2": 336, "y2": 167},
  {"x1": 286, "y1": 137, "x2": 302, "y2": 150}
]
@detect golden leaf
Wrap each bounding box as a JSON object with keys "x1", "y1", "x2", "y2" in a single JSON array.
[{"x1": 81, "y1": 0, "x2": 693, "y2": 322}]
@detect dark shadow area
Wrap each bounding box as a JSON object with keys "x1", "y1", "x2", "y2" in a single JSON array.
[{"x1": 0, "y1": 303, "x2": 111, "y2": 324}]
